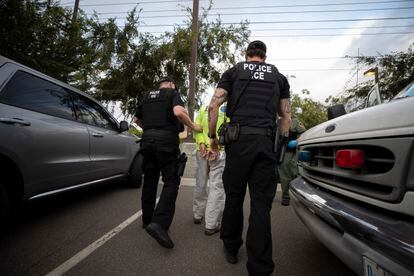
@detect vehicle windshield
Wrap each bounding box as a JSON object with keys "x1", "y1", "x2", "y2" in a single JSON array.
[{"x1": 393, "y1": 81, "x2": 414, "y2": 100}]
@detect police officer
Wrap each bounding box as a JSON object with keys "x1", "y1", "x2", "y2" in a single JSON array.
[
  {"x1": 278, "y1": 117, "x2": 306, "y2": 206},
  {"x1": 208, "y1": 41, "x2": 291, "y2": 275},
  {"x1": 133, "y1": 77, "x2": 201, "y2": 249}
]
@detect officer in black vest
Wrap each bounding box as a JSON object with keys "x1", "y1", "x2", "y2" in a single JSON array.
[
  {"x1": 208, "y1": 41, "x2": 291, "y2": 275},
  {"x1": 133, "y1": 77, "x2": 201, "y2": 249}
]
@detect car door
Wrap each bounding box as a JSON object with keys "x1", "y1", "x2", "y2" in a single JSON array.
[
  {"x1": 73, "y1": 93, "x2": 135, "y2": 179},
  {"x1": 0, "y1": 70, "x2": 91, "y2": 197}
]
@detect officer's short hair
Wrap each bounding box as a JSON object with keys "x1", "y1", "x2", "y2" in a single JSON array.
[
  {"x1": 158, "y1": 76, "x2": 179, "y2": 91},
  {"x1": 158, "y1": 76, "x2": 175, "y2": 86},
  {"x1": 246, "y1": 40, "x2": 267, "y2": 59}
]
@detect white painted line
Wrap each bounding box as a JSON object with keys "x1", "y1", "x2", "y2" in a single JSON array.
[{"x1": 46, "y1": 198, "x2": 159, "y2": 276}]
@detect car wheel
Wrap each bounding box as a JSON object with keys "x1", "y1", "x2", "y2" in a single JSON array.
[
  {"x1": 128, "y1": 154, "x2": 143, "y2": 188},
  {"x1": 0, "y1": 184, "x2": 10, "y2": 233}
]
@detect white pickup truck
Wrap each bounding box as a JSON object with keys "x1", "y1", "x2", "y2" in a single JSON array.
[{"x1": 290, "y1": 81, "x2": 414, "y2": 276}]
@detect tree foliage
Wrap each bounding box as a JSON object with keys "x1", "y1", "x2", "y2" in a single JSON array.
[
  {"x1": 326, "y1": 43, "x2": 414, "y2": 106},
  {"x1": 0, "y1": 0, "x2": 138, "y2": 94},
  {"x1": 97, "y1": 3, "x2": 250, "y2": 114},
  {"x1": 0, "y1": 0, "x2": 250, "y2": 116},
  {"x1": 291, "y1": 90, "x2": 327, "y2": 130}
]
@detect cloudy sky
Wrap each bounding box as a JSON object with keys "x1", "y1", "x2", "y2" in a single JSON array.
[{"x1": 60, "y1": 0, "x2": 414, "y2": 104}]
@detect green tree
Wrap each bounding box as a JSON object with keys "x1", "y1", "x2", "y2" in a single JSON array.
[
  {"x1": 326, "y1": 43, "x2": 414, "y2": 105},
  {"x1": 292, "y1": 90, "x2": 327, "y2": 130},
  {"x1": 1, "y1": 0, "x2": 250, "y2": 116},
  {"x1": 96, "y1": 2, "x2": 250, "y2": 115},
  {"x1": 0, "y1": 0, "x2": 139, "y2": 93}
]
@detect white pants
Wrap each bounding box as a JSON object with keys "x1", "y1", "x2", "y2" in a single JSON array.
[{"x1": 193, "y1": 151, "x2": 226, "y2": 229}]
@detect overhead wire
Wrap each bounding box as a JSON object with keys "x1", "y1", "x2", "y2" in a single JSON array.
[
  {"x1": 62, "y1": 0, "x2": 414, "y2": 8},
  {"x1": 61, "y1": 0, "x2": 208, "y2": 7},
  {"x1": 251, "y1": 31, "x2": 414, "y2": 37},
  {"x1": 106, "y1": 16, "x2": 414, "y2": 27},
  {"x1": 267, "y1": 56, "x2": 378, "y2": 61},
  {"x1": 142, "y1": 25, "x2": 414, "y2": 33},
  {"x1": 97, "y1": 6, "x2": 414, "y2": 19},
  {"x1": 249, "y1": 24, "x2": 414, "y2": 32}
]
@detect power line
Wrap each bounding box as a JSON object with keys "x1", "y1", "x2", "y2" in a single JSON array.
[
  {"x1": 62, "y1": 0, "x2": 208, "y2": 7},
  {"x1": 250, "y1": 24, "x2": 414, "y2": 32},
  {"x1": 279, "y1": 68, "x2": 367, "y2": 71},
  {"x1": 267, "y1": 56, "x2": 370, "y2": 61},
  {"x1": 98, "y1": 6, "x2": 414, "y2": 19},
  {"x1": 141, "y1": 25, "x2": 414, "y2": 33},
  {"x1": 62, "y1": 0, "x2": 414, "y2": 8},
  {"x1": 107, "y1": 16, "x2": 414, "y2": 27},
  {"x1": 252, "y1": 31, "x2": 414, "y2": 37}
]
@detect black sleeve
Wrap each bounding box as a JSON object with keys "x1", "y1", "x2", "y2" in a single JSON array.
[
  {"x1": 135, "y1": 104, "x2": 142, "y2": 119},
  {"x1": 172, "y1": 91, "x2": 185, "y2": 108},
  {"x1": 278, "y1": 73, "x2": 290, "y2": 99},
  {"x1": 217, "y1": 66, "x2": 237, "y2": 95}
]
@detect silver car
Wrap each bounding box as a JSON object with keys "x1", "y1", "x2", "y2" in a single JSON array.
[{"x1": 0, "y1": 56, "x2": 143, "y2": 231}]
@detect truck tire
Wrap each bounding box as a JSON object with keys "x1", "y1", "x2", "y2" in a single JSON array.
[
  {"x1": 128, "y1": 154, "x2": 143, "y2": 188},
  {"x1": 0, "y1": 184, "x2": 10, "y2": 233}
]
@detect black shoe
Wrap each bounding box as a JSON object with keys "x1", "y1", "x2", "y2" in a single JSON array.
[
  {"x1": 282, "y1": 198, "x2": 290, "y2": 206},
  {"x1": 224, "y1": 247, "x2": 238, "y2": 264},
  {"x1": 145, "y1": 223, "x2": 174, "y2": 249},
  {"x1": 193, "y1": 217, "x2": 202, "y2": 224}
]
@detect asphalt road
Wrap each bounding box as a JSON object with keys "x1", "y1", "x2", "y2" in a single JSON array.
[{"x1": 0, "y1": 179, "x2": 356, "y2": 276}]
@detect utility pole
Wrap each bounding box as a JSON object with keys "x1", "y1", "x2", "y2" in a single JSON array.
[
  {"x1": 356, "y1": 48, "x2": 360, "y2": 86},
  {"x1": 72, "y1": 0, "x2": 80, "y2": 22},
  {"x1": 188, "y1": 0, "x2": 199, "y2": 123}
]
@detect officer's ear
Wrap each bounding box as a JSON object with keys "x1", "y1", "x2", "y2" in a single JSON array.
[{"x1": 263, "y1": 55, "x2": 267, "y2": 62}]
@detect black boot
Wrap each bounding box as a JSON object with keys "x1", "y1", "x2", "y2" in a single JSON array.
[
  {"x1": 282, "y1": 197, "x2": 290, "y2": 206},
  {"x1": 224, "y1": 246, "x2": 238, "y2": 264},
  {"x1": 146, "y1": 222, "x2": 174, "y2": 249}
]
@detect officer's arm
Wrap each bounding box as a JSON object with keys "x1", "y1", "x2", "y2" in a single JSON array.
[
  {"x1": 173, "y1": 106, "x2": 199, "y2": 131},
  {"x1": 278, "y1": 99, "x2": 292, "y2": 134},
  {"x1": 208, "y1": 88, "x2": 228, "y2": 137}
]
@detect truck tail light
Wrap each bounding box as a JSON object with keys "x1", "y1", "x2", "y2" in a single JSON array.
[{"x1": 336, "y1": 149, "x2": 365, "y2": 169}]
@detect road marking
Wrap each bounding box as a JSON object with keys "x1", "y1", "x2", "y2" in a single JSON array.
[{"x1": 46, "y1": 198, "x2": 159, "y2": 276}]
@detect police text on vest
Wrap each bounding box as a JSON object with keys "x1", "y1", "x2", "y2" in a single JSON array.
[{"x1": 244, "y1": 63, "x2": 272, "y2": 80}]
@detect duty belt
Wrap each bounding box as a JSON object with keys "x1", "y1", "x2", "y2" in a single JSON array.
[
  {"x1": 239, "y1": 126, "x2": 272, "y2": 137},
  {"x1": 143, "y1": 128, "x2": 178, "y2": 139}
]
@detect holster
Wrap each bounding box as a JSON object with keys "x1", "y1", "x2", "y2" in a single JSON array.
[
  {"x1": 176, "y1": 152, "x2": 188, "y2": 177},
  {"x1": 274, "y1": 128, "x2": 289, "y2": 165},
  {"x1": 218, "y1": 123, "x2": 240, "y2": 145}
]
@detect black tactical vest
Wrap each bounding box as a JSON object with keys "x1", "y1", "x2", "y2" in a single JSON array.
[
  {"x1": 227, "y1": 62, "x2": 280, "y2": 128},
  {"x1": 141, "y1": 88, "x2": 181, "y2": 133}
]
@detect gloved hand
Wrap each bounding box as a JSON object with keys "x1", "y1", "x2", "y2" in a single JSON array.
[{"x1": 287, "y1": 140, "x2": 297, "y2": 149}]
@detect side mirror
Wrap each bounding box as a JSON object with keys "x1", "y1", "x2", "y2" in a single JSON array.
[
  {"x1": 327, "y1": 104, "x2": 346, "y2": 120},
  {"x1": 119, "y1": 121, "x2": 129, "y2": 132}
]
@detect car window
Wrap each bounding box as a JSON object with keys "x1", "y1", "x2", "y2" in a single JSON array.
[
  {"x1": 393, "y1": 81, "x2": 414, "y2": 100},
  {"x1": 74, "y1": 93, "x2": 118, "y2": 131},
  {"x1": 0, "y1": 70, "x2": 76, "y2": 120}
]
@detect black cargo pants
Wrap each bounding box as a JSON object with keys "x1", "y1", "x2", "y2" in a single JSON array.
[
  {"x1": 221, "y1": 134, "x2": 277, "y2": 276},
  {"x1": 141, "y1": 131, "x2": 180, "y2": 230}
]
